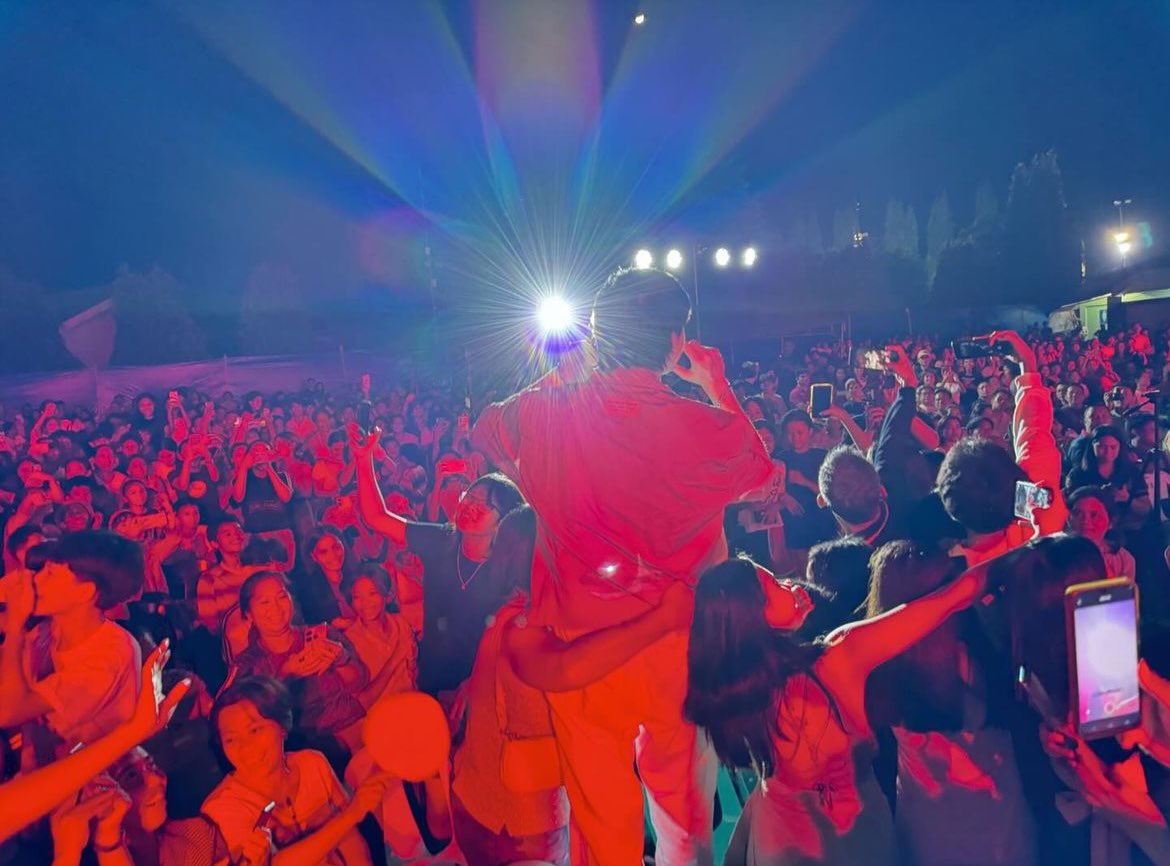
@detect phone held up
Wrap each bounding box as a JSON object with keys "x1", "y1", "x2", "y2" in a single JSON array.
[
  {"x1": 1013, "y1": 480, "x2": 1053, "y2": 520},
  {"x1": 952, "y1": 334, "x2": 1015, "y2": 360},
  {"x1": 809, "y1": 383, "x2": 834, "y2": 416},
  {"x1": 857, "y1": 349, "x2": 885, "y2": 371},
  {"x1": 1066, "y1": 577, "x2": 1141, "y2": 739}
]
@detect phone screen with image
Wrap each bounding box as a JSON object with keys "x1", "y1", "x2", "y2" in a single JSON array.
[{"x1": 1068, "y1": 580, "x2": 1140, "y2": 739}]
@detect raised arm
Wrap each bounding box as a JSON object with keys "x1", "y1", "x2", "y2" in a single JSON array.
[
  {"x1": 822, "y1": 404, "x2": 873, "y2": 453},
  {"x1": 349, "y1": 425, "x2": 408, "y2": 547},
  {"x1": 0, "y1": 644, "x2": 189, "y2": 845},
  {"x1": 825, "y1": 560, "x2": 986, "y2": 680},
  {"x1": 504, "y1": 583, "x2": 692, "y2": 692}
]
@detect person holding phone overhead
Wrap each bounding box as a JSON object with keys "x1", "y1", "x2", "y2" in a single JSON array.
[{"x1": 469, "y1": 268, "x2": 773, "y2": 866}]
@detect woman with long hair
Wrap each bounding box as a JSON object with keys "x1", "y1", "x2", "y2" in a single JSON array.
[
  {"x1": 298, "y1": 526, "x2": 359, "y2": 627},
  {"x1": 1064, "y1": 426, "x2": 1150, "y2": 530},
  {"x1": 685, "y1": 554, "x2": 986, "y2": 866},
  {"x1": 865, "y1": 542, "x2": 1036, "y2": 866}
]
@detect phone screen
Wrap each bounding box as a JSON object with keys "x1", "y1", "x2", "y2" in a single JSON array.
[
  {"x1": 858, "y1": 349, "x2": 885, "y2": 371},
  {"x1": 809, "y1": 384, "x2": 833, "y2": 415},
  {"x1": 1070, "y1": 582, "x2": 1140, "y2": 738}
]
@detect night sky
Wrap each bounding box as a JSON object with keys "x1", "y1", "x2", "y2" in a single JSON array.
[{"x1": 0, "y1": 0, "x2": 1166, "y2": 304}]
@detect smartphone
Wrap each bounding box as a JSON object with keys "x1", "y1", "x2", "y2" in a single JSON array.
[
  {"x1": 857, "y1": 349, "x2": 885, "y2": 371},
  {"x1": 809, "y1": 383, "x2": 834, "y2": 416},
  {"x1": 952, "y1": 336, "x2": 1015, "y2": 360},
  {"x1": 1013, "y1": 480, "x2": 1053, "y2": 520},
  {"x1": 254, "y1": 800, "x2": 277, "y2": 830},
  {"x1": 305, "y1": 624, "x2": 327, "y2": 644},
  {"x1": 1066, "y1": 578, "x2": 1140, "y2": 739}
]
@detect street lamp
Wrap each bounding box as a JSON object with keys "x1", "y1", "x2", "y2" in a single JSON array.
[{"x1": 1113, "y1": 199, "x2": 1134, "y2": 267}]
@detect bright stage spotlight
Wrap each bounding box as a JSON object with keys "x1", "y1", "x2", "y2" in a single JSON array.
[
  {"x1": 634, "y1": 12, "x2": 646, "y2": 25},
  {"x1": 713, "y1": 248, "x2": 731, "y2": 267},
  {"x1": 536, "y1": 295, "x2": 575, "y2": 335},
  {"x1": 742, "y1": 247, "x2": 758, "y2": 268},
  {"x1": 665, "y1": 249, "x2": 683, "y2": 270},
  {"x1": 634, "y1": 249, "x2": 654, "y2": 270}
]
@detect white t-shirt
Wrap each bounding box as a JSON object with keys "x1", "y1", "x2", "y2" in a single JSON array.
[
  {"x1": 31, "y1": 619, "x2": 141, "y2": 749},
  {"x1": 202, "y1": 750, "x2": 348, "y2": 865}
]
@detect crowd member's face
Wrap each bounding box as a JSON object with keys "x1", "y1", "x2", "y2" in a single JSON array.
[
  {"x1": 455, "y1": 483, "x2": 500, "y2": 536},
  {"x1": 745, "y1": 401, "x2": 765, "y2": 423},
  {"x1": 761, "y1": 376, "x2": 777, "y2": 395},
  {"x1": 349, "y1": 576, "x2": 391, "y2": 624},
  {"x1": 137, "y1": 397, "x2": 156, "y2": 420},
  {"x1": 846, "y1": 381, "x2": 864, "y2": 402},
  {"x1": 290, "y1": 402, "x2": 304, "y2": 419},
  {"x1": 758, "y1": 427, "x2": 776, "y2": 455},
  {"x1": 785, "y1": 420, "x2": 812, "y2": 453},
  {"x1": 188, "y1": 479, "x2": 209, "y2": 500},
  {"x1": 976, "y1": 381, "x2": 991, "y2": 400},
  {"x1": 315, "y1": 411, "x2": 332, "y2": 435},
  {"x1": 796, "y1": 373, "x2": 810, "y2": 388},
  {"x1": 1087, "y1": 405, "x2": 1113, "y2": 432},
  {"x1": 33, "y1": 561, "x2": 93, "y2": 616},
  {"x1": 760, "y1": 569, "x2": 813, "y2": 631},
  {"x1": 217, "y1": 700, "x2": 285, "y2": 775},
  {"x1": 390, "y1": 416, "x2": 406, "y2": 437},
  {"x1": 311, "y1": 533, "x2": 346, "y2": 574},
  {"x1": 991, "y1": 391, "x2": 1012, "y2": 413},
  {"x1": 1093, "y1": 435, "x2": 1121, "y2": 464},
  {"x1": 942, "y1": 417, "x2": 963, "y2": 444},
  {"x1": 1134, "y1": 422, "x2": 1157, "y2": 452},
  {"x1": 127, "y1": 457, "x2": 148, "y2": 480},
  {"x1": 340, "y1": 406, "x2": 356, "y2": 425},
  {"x1": 971, "y1": 419, "x2": 994, "y2": 440},
  {"x1": 64, "y1": 459, "x2": 89, "y2": 479},
  {"x1": 249, "y1": 395, "x2": 264, "y2": 414},
  {"x1": 922, "y1": 370, "x2": 937, "y2": 388},
  {"x1": 245, "y1": 577, "x2": 294, "y2": 636},
  {"x1": 125, "y1": 483, "x2": 149, "y2": 509},
  {"x1": 63, "y1": 507, "x2": 90, "y2": 532},
  {"x1": 17, "y1": 460, "x2": 41, "y2": 487},
  {"x1": 114, "y1": 749, "x2": 169, "y2": 833},
  {"x1": 177, "y1": 504, "x2": 201, "y2": 533},
  {"x1": 1069, "y1": 496, "x2": 1110, "y2": 542},
  {"x1": 216, "y1": 522, "x2": 247, "y2": 555}
]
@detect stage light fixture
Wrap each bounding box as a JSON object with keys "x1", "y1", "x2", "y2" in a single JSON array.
[
  {"x1": 742, "y1": 247, "x2": 758, "y2": 268},
  {"x1": 665, "y1": 249, "x2": 683, "y2": 270},
  {"x1": 634, "y1": 249, "x2": 654, "y2": 270},
  {"x1": 713, "y1": 248, "x2": 731, "y2": 267}
]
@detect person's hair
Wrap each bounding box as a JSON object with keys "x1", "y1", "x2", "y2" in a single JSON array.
[
  {"x1": 990, "y1": 534, "x2": 1107, "y2": 721},
  {"x1": 212, "y1": 675, "x2": 294, "y2": 740},
  {"x1": 466, "y1": 473, "x2": 524, "y2": 524},
  {"x1": 1084, "y1": 425, "x2": 1125, "y2": 472},
  {"x1": 864, "y1": 542, "x2": 1007, "y2": 730},
  {"x1": 799, "y1": 537, "x2": 872, "y2": 640},
  {"x1": 590, "y1": 268, "x2": 692, "y2": 371},
  {"x1": 936, "y1": 438, "x2": 1027, "y2": 533},
  {"x1": 684, "y1": 557, "x2": 827, "y2": 776},
  {"x1": 778, "y1": 409, "x2": 813, "y2": 440},
  {"x1": 341, "y1": 563, "x2": 394, "y2": 601},
  {"x1": 238, "y1": 570, "x2": 295, "y2": 618},
  {"x1": 486, "y1": 504, "x2": 537, "y2": 594},
  {"x1": 1066, "y1": 485, "x2": 1113, "y2": 519},
  {"x1": 6, "y1": 523, "x2": 44, "y2": 558},
  {"x1": 1127, "y1": 413, "x2": 1156, "y2": 441},
  {"x1": 209, "y1": 517, "x2": 243, "y2": 541},
  {"x1": 818, "y1": 445, "x2": 882, "y2": 525},
  {"x1": 241, "y1": 537, "x2": 287, "y2": 566},
  {"x1": 303, "y1": 525, "x2": 358, "y2": 578},
  {"x1": 42, "y1": 530, "x2": 144, "y2": 609}
]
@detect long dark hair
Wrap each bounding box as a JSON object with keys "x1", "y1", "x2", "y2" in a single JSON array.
[
  {"x1": 993, "y1": 533, "x2": 1106, "y2": 722},
  {"x1": 684, "y1": 557, "x2": 825, "y2": 776},
  {"x1": 486, "y1": 504, "x2": 537, "y2": 596},
  {"x1": 865, "y1": 541, "x2": 1009, "y2": 731}
]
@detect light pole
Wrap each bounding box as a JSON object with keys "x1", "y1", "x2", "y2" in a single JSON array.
[{"x1": 1114, "y1": 199, "x2": 1133, "y2": 267}]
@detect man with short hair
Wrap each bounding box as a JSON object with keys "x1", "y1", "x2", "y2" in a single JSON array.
[
  {"x1": 0, "y1": 531, "x2": 143, "y2": 759},
  {"x1": 473, "y1": 268, "x2": 772, "y2": 866}
]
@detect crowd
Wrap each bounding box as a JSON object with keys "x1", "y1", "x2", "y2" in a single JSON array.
[{"x1": 2, "y1": 266, "x2": 1170, "y2": 866}]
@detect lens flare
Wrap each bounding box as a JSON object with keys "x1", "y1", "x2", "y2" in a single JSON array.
[{"x1": 537, "y1": 295, "x2": 575, "y2": 334}]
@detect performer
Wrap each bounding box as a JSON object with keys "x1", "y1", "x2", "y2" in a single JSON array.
[{"x1": 472, "y1": 268, "x2": 773, "y2": 866}]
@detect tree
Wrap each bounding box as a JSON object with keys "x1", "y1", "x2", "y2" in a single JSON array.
[
  {"x1": 975, "y1": 180, "x2": 999, "y2": 224},
  {"x1": 883, "y1": 199, "x2": 920, "y2": 259},
  {"x1": 239, "y1": 263, "x2": 316, "y2": 356},
  {"x1": 108, "y1": 267, "x2": 207, "y2": 364},
  {"x1": 926, "y1": 192, "x2": 954, "y2": 283},
  {"x1": 1000, "y1": 151, "x2": 1078, "y2": 307}
]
